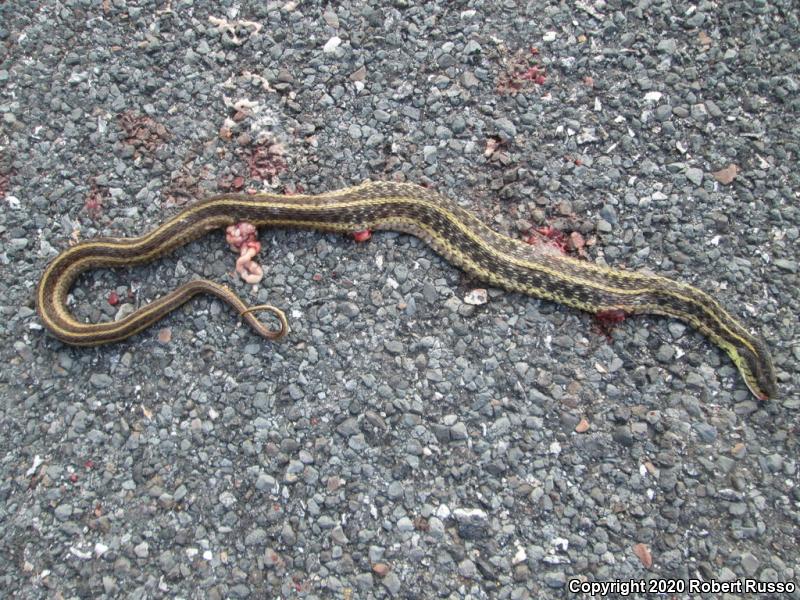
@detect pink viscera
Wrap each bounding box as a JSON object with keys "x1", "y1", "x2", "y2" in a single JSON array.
[
  {"x1": 226, "y1": 222, "x2": 258, "y2": 251},
  {"x1": 226, "y1": 223, "x2": 264, "y2": 284},
  {"x1": 352, "y1": 229, "x2": 372, "y2": 242}
]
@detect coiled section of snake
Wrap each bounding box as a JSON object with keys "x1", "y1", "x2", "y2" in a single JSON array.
[{"x1": 36, "y1": 181, "x2": 777, "y2": 400}]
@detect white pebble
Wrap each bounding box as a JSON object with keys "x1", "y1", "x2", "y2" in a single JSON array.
[{"x1": 323, "y1": 36, "x2": 341, "y2": 53}]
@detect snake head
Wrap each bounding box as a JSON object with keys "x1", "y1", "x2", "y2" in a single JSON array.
[{"x1": 739, "y1": 335, "x2": 778, "y2": 401}]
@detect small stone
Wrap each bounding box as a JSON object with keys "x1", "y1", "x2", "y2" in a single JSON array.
[
  {"x1": 384, "y1": 340, "x2": 404, "y2": 355},
  {"x1": 462, "y1": 71, "x2": 479, "y2": 87},
  {"x1": 654, "y1": 105, "x2": 672, "y2": 121},
  {"x1": 765, "y1": 453, "x2": 783, "y2": 471},
  {"x1": 612, "y1": 425, "x2": 634, "y2": 447},
  {"x1": 348, "y1": 124, "x2": 362, "y2": 139},
  {"x1": 102, "y1": 576, "x2": 117, "y2": 594},
  {"x1": 323, "y1": 36, "x2": 342, "y2": 53},
  {"x1": 450, "y1": 422, "x2": 468, "y2": 440},
  {"x1": 668, "y1": 322, "x2": 686, "y2": 338},
  {"x1": 453, "y1": 507, "x2": 486, "y2": 521},
  {"x1": 437, "y1": 53, "x2": 455, "y2": 68},
  {"x1": 318, "y1": 515, "x2": 335, "y2": 529},
  {"x1": 544, "y1": 571, "x2": 566, "y2": 588},
  {"x1": 387, "y1": 481, "x2": 404, "y2": 499},
  {"x1": 287, "y1": 383, "x2": 303, "y2": 400},
  {"x1": 633, "y1": 543, "x2": 653, "y2": 568},
  {"x1": 494, "y1": 117, "x2": 517, "y2": 138},
  {"x1": 423, "y1": 145, "x2": 438, "y2": 164},
  {"x1": 450, "y1": 115, "x2": 466, "y2": 134},
  {"x1": 691, "y1": 103, "x2": 708, "y2": 121},
  {"x1": 773, "y1": 259, "x2": 797, "y2": 273},
  {"x1": 428, "y1": 516, "x2": 445, "y2": 537},
  {"x1": 245, "y1": 528, "x2": 267, "y2": 546},
  {"x1": 712, "y1": 164, "x2": 739, "y2": 185},
  {"x1": 693, "y1": 422, "x2": 717, "y2": 443},
  {"x1": 382, "y1": 571, "x2": 402, "y2": 596},
  {"x1": 728, "y1": 502, "x2": 747, "y2": 516},
  {"x1": 599, "y1": 204, "x2": 618, "y2": 225},
  {"x1": 740, "y1": 552, "x2": 760, "y2": 576},
  {"x1": 394, "y1": 264, "x2": 408, "y2": 282},
  {"x1": 596, "y1": 219, "x2": 613, "y2": 233},
  {"x1": 463, "y1": 288, "x2": 487, "y2": 305},
  {"x1": 174, "y1": 485, "x2": 188, "y2": 501},
  {"x1": 89, "y1": 373, "x2": 113, "y2": 388},
  {"x1": 731, "y1": 442, "x2": 746, "y2": 459},
  {"x1": 717, "y1": 456, "x2": 735, "y2": 473},
  {"x1": 264, "y1": 548, "x2": 283, "y2": 568},
  {"x1": 349, "y1": 65, "x2": 367, "y2": 82},
  {"x1": 657, "y1": 39, "x2": 677, "y2": 54},
  {"x1": 323, "y1": 10, "x2": 339, "y2": 28},
  {"x1": 656, "y1": 344, "x2": 675, "y2": 362},
  {"x1": 458, "y1": 559, "x2": 477, "y2": 579},
  {"x1": 336, "y1": 417, "x2": 359, "y2": 437},
  {"x1": 463, "y1": 40, "x2": 482, "y2": 55},
  {"x1": 348, "y1": 433, "x2": 367, "y2": 451},
  {"x1": 687, "y1": 11, "x2": 706, "y2": 27},
  {"x1": 54, "y1": 503, "x2": 73, "y2": 521},
  {"x1": 9, "y1": 237, "x2": 28, "y2": 250},
  {"x1": 759, "y1": 567, "x2": 779, "y2": 582},
  {"x1": 685, "y1": 167, "x2": 704, "y2": 186},
  {"x1": 134, "y1": 541, "x2": 149, "y2": 558}
]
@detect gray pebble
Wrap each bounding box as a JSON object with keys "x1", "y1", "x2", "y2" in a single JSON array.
[
  {"x1": 463, "y1": 40, "x2": 482, "y2": 55},
  {"x1": 693, "y1": 422, "x2": 717, "y2": 443},
  {"x1": 450, "y1": 115, "x2": 466, "y2": 134},
  {"x1": 384, "y1": 340, "x2": 404, "y2": 355},
  {"x1": 387, "y1": 481, "x2": 404, "y2": 500},
  {"x1": 494, "y1": 117, "x2": 517, "y2": 138},
  {"x1": 740, "y1": 552, "x2": 760, "y2": 576},
  {"x1": 89, "y1": 373, "x2": 113, "y2": 388},
  {"x1": 599, "y1": 204, "x2": 618, "y2": 225},
  {"x1": 657, "y1": 38, "x2": 677, "y2": 54},
  {"x1": 287, "y1": 383, "x2": 304, "y2": 400},
  {"x1": 337, "y1": 418, "x2": 359, "y2": 437},
  {"x1": 656, "y1": 344, "x2": 675, "y2": 362},
  {"x1": 133, "y1": 542, "x2": 149, "y2": 558},
  {"x1": 458, "y1": 559, "x2": 477, "y2": 579},
  {"x1": 773, "y1": 258, "x2": 797, "y2": 272},
  {"x1": 54, "y1": 503, "x2": 73, "y2": 521},
  {"x1": 544, "y1": 571, "x2": 566, "y2": 588},
  {"x1": 685, "y1": 167, "x2": 704, "y2": 186},
  {"x1": 382, "y1": 571, "x2": 402, "y2": 596},
  {"x1": 596, "y1": 219, "x2": 613, "y2": 233},
  {"x1": 318, "y1": 515, "x2": 336, "y2": 529},
  {"x1": 655, "y1": 105, "x2": 672, "y2": 121},
  {"x1": 245, "y1": 528, "x2": 267, "y2": 546},
  {"x1": 423, "y1": 145, "x2": 438, "y2": 164},
  {"x1": 450, "y1": 422, "x2": 468, "y2": 440}
]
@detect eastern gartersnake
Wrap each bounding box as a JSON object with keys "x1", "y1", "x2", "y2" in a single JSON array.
[{"x1": 36, "y1": 181, "x2": 777, "y2": 400}]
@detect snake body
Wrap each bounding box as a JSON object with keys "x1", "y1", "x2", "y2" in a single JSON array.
[{"x1": 36, "y1": 181, "x2": 777, "y2": 399}]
